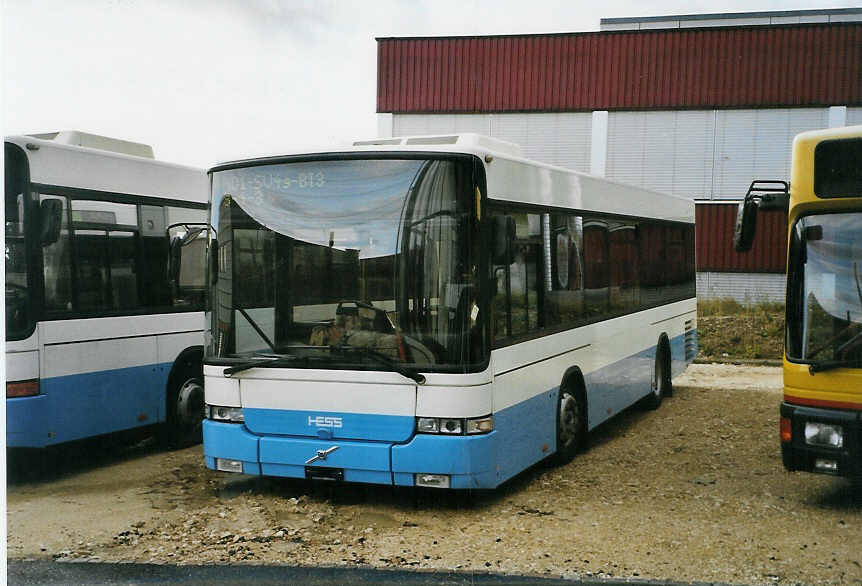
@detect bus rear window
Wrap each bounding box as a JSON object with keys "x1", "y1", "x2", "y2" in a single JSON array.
[{"x1": 813, "y1": 137, "x2": 862, "y2": 199}]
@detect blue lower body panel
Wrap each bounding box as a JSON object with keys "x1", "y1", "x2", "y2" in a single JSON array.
[
  {"x1": 203, "y1": 389, "x2": 555, "y2": 490},
  {"x1": 6, "y1": 362, "x2": 172, "y2": 448},
  {"x1": 202, "y1": 332, "x2": 696, "y2": 489}
]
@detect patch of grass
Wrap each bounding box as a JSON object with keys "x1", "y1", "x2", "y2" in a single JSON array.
[{"x1": 696, "y1": 299, "x2": 785, "y2": 360}]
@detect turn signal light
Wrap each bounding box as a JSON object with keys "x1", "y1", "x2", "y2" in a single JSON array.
[
  {"x1": 780, "y1": 417, "x2": 792, "y2": 443},
  {"x1": 7, "y1": 380, "x2": 39, "y2": 398}
]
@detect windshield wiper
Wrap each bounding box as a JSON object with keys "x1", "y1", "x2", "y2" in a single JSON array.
[
  {"x1": 236, "y1": 307, "x2": 276, "y2": 352},
  {"x1": 332, "y1": 345, "x2": 426, "y2": 384},
  {"x1": 808, "y1": 358, "x2": 861, "y2": 375},
  {"x1": 223, "y1": 353, "x2": 297, "y2": 376}
]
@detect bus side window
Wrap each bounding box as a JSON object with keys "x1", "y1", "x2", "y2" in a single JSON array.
[
  {"x1": 583, "y1": 220, "x2": 609, "y2": 318},
  {"x1": 489, "y1": 210, "x2": 510, "y2": 343},
  {"x1": 544, "y1": 213, "x2": 584, "y2": 329},
  {"x1": 71, "y1": 200, "x2": 140, "y2": 314},
  {"x1": 609, "y1": 222, "x2": 639, "y2": 313},
  {"x1": 638, "y1": 222, "x2": 667, "y2": 307}
]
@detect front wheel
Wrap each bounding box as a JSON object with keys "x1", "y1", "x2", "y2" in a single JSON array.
[
  {"x1": 163, "y1": 370, "x2": 204, "y2": 448},
  {"x1": 550, "y1": 389, "x2": 584, "y2": 465}
]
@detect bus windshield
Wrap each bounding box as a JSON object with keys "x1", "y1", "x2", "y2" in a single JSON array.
[
  {"x1": 787, "y1": 211, "x2": 862, "y2": 366},
  {"x1": 208, "y1": 157, "x2": 483, "y2": 373},
  {"x1": 5, "y1": 144, "x2": 32, "y2": 340}
]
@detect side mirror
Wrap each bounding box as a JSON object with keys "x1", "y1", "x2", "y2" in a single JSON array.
[
  {"x1": 733, "y1": 180, "x2": 789, "y2": 253},
  {"x1": 733, "y1": 200, "x2": 758, "y2": 253},
  {"x1": 491, "y1": 215, "x2": 515, "y2": 265},
  {"x1": 210, "y1": 238, "x2": 219, "y2": 286},
  {"x1": 39, "y1": 199, "x2": 63, "y2": 246},
  {"x1": 167, "y1": 223, "x2": 211, "y2": 290}
]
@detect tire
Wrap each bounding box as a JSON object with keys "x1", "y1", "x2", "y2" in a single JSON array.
[
  {"x1": 643, "y1": 342, "x2": 672, "y2": 410},
  {"x1": 550, "y1": 387, "x2": 585, "y2": 465},
  {"x1": 163, "y1": 357, "x2": 205, "y2": 448}
]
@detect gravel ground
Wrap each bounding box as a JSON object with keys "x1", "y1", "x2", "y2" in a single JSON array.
[{"x1": 7, "y1": 364, "x2": 861, "y2": 585}]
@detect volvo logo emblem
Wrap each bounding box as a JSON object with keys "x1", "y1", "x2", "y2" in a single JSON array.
[{"x1": 305, "y1": 446, "x2": 339, "y2": 465}]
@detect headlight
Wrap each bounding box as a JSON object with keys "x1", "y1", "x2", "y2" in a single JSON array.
[
  {"x1": 415, "y1": 415, "x2": 493, "y2": 435},
  {"x1": 804, "y1": 422, "x2": 843, "y2": 448},
  {"x1": 208, "y1": 405, "x2": 244, "y2": 423},
  {"x1": 416, "y1": 417, "x2": 439, "y2": 433}
]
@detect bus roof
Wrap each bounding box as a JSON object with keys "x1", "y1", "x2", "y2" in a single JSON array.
[
  {"x1": 790, "y1": 124, "x2": 862, "y2": 208},
  {"x1": 793, "y1": 124, "x2": 862, "y2": 147},
  {"x1": 211, "y1": 133, "x2": 694, "y2": 224},
  {"x1": 5, "y1": 132, "x2": 207, "y2": 204}
]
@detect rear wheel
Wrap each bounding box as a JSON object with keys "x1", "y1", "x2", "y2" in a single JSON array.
[
  {"x1": 163, "y1": 357, "x2": 204, "y2": 448},
  {"x1": 643, "y1": 342, "x2": 671, "y2": 410}
]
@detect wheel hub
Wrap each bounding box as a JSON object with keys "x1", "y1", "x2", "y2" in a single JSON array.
[{"x1": 558, "y1": 392, "x2": 579, "y2": 449}]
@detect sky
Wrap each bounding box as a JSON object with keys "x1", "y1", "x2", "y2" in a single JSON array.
[{"x1": 2, "y1": 0, "x2": 857, "y2": 168}]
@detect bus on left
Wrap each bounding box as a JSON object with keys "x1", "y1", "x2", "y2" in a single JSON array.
[{"x1": 5, "y1": 131, "x2": 208, "y2": 448}]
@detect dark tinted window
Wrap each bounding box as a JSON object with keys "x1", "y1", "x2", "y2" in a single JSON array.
[
  {"x1": 489, "y1": 205, "x2": 695, "y2": 348},
  {"x1": 41, "y1": 193, "x2": 206, "y2": 317},
  {"x1": 814, "y1": 137, "x2": 862, "y2": 198},
  {"x1": 5, "y1": 143, "x2": 33, "y2": 340}
]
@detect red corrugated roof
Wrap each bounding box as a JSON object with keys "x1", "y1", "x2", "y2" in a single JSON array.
[
  {"x1": 377, "y1": 24, "x2": 862, "y2": 113},
  {"x1": 695, "y1": 203, "x2": 787, "y2": 273}
]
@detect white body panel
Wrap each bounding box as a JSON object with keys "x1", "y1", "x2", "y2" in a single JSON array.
[
  {"x1": 6, "y1": 135, "x2": 207, "y2": 203},
  {"x1": 7, "y1": 349, "x2": 39, "y2": 381},
  {"x1": 492, "y1": 299, "x2": 696, "y2": 413}
]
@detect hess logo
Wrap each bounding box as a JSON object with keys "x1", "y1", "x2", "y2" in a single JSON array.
[{"x1": 308, "y1": 415, "x2": 343, "y2": 428}]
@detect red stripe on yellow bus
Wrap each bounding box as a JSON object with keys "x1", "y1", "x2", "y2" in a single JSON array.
[{"x1": 784, "y1": 394, "x2": 862, "y2": 411}]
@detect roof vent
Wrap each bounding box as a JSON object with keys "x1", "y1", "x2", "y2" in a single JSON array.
[
  {"x1": 28, "y1": 131, "x2": 155, "y2": 158},
  {"x1": 352, "y1": 138, "x2": 404, "y2": 146},
  {"x1": 405, "y1": 135, "x2": 459, "y2": 145},
  {"x1": 352, "y1": 133, "x2": 522, "y2": 157}
]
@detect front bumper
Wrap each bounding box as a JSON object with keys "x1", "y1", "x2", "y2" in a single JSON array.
[
  {"x1": 780, "y1": 401, "x2": 861, "y2": 480},
  {"x1": 202, "y1": 419, "x2": 498, "y2": 489}
]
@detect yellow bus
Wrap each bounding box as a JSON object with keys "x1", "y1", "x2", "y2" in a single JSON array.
[{"x1": 736, "y1": 124, "x2": 862, "y2": 481}]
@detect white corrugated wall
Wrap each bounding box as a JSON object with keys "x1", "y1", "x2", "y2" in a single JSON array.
[
  {"x1": 605, "y1": 110, "x2": 716, "y2": 198},
  {"x1": 710, "y1": 108, "x2": 829, "y2": 199},
  {"x1": 697, "y1": 272, "x2": 786, "y2": 303},
  {"x1": 603, "y1": 107, "x2": 830, "y2": 200}
]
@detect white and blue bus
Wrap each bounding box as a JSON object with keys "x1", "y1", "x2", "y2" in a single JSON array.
[
  {"x1": 5, "y1": 131, "x2": 208, "y2": 449},
  {"x1": 202, "y1": 134, "x2": 696, "y2": 489}
]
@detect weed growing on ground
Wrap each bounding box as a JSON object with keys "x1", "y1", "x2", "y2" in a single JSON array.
[{"x1": 696, "y1": 299, "x2": 785, "y2": 360}]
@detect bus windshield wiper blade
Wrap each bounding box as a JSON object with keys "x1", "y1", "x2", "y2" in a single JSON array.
[
  {"x1": 333, "y1": 345, "x2": 426, "y2": 384},
  {"x1": 224, "y1": 354, "x2": 297, "y2": 376},
  {"x1": 808, "y1": 358, "x2": 860, "y2": 374}
]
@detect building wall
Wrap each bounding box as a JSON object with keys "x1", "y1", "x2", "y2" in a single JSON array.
[
  {"x1": 377, "y1": 24, "x2": 862, "y2": 113},
  {"x1": 605, "y1": 107, "x2": 830, "y2": 199},
  {"x1": 697, "y1": 271, "x2": 785, "y2": 303},
  {"x1": 600, "y1": 8, "x2": 862, "y2": 31}
]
